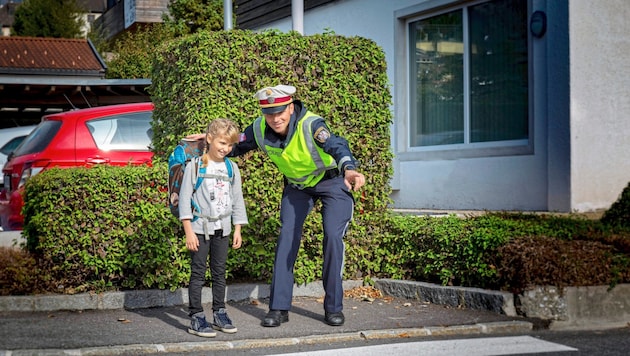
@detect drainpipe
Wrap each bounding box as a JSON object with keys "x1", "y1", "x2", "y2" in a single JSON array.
[
  {"x1": 224, "y1": 0, "x2": 233, "y2": 30},
  {"x1": 292, "y1": 0, "x2": 304, "y2": 34}
]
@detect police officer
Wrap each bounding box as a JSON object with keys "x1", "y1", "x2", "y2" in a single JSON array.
[{"x1": 231, "y1": 84, "x2": 366, "y2": 327}]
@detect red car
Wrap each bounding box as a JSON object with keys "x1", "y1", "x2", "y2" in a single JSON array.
[{"x1": 0, "y1": 103, "x2": 154, "y2": 231}]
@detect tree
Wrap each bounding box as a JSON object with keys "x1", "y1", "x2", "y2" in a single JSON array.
[
  {"x1": 12, "y1": 0, "x2": 84, "y2": 38},
  {"x1": 97, "y1": 0, "x2": 231, "y2": 79},
  {"x1": 163, "y1": 0, "x2": 228, "y2": 36},
  {"x1": 99, "y1": 24, "x2": 177, "y2": 79}
]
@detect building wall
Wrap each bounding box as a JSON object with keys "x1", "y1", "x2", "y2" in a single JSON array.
[
  {"x1": 569, "y1": 0, "x2": 630, "y2": 212},
  {"x1": 93, "y1": 0, "x2": 168, "y2": 40},
  {"x1": 247, "y1": 0, "x2": 629, "y2": 213},
  {"x1": 252, "y1": 0, "x2": 549, "y2": 211}
]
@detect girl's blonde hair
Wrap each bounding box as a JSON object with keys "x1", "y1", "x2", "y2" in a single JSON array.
[{"x1": 202, "y1": 118, "x2": 240, "y2": 165}]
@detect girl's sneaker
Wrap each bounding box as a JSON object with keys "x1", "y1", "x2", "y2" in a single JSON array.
[
  {"x1": 213, "y1": 308, "x2": 238, "y2": 333},
  {"x1": 188, "y1": 312, "x2": 217, "y2": 337}
]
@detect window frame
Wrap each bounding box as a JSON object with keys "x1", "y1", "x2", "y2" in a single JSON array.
[{"x1": 394, "y1": 0, "x2": 534, "y2": 161}]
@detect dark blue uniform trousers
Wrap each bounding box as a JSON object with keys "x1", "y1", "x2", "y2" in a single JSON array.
[{"x1": 270, "y1": 175, "x2": 354, "y2": 313}]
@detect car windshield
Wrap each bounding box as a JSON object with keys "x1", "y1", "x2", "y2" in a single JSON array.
[
  {"x1": 0, "y1": 136, "x2": 27, "y2": 156},
  {"x1": 12, "y1": 121, "x2": 62, "y2": 157}
]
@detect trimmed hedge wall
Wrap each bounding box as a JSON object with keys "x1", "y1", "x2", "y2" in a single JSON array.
[
  {"x1": 18, "y1": 164, "x2": 629, "y2": 295},
  {"x1": 150, "y1": 30, "x2": 394, "y2": 284},
  {"x1": 10, "y1": 30, "x2": 628, "y2": 295}
]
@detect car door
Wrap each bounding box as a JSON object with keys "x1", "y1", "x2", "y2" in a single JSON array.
[{"x1": 81, "y1": 110, "x2": 153, "y2": 166}]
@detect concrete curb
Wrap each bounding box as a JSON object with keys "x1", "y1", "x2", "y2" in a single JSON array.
[
  {"x1": 0, "y1": 280, "x2": 364, "y2": 312},
  {"x1": 3, "y1": 322, "x2": 534, "y2": 356},
  {"x1": 375, "y1": 279, "x2": 517, "y2": 316}
]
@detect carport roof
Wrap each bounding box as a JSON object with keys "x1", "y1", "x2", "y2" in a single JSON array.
[{"x1": 0, "y1": 37, "x2": 150, "y2": 125}]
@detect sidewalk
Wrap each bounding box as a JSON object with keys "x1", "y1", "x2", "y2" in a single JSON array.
[{"x1": 0, "y1": 280, "x2": 536, "y2": 356}]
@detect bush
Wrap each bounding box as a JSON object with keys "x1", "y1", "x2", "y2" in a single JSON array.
[
  {"x1": 5, "y1": 164, "x2": 629, "y2": 296},
  {"x1": 22, "y1": 164, "x2": 190, "y2": 293},
  {"x1": 150, "y1": 29, "x2": 394, "y2": 286},
  {"x1": 0, "y1": 247, "x2": 46, "y2": 295},
  {"x1": 386, "y1": 211, "x2": 630, "y2": 292},
  {"x1": 601, "y1": 181, "x2": 630, "y2": 231},
  {"x1": 497, "y1": 235, "x2": 629, "y2": 294}
]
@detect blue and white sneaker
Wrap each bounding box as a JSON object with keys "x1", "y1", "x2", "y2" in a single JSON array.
[
  {"x1": 212, "y1": 308, "x2": 238, "y2": 333},
  {"x1": 188, "y1": 312, "x2": 217, "y2": 337}
]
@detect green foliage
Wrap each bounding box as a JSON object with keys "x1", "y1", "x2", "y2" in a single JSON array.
[
  {"x1": 601, "y1": 181, "x2": 630, "y2": 231},
  {"x1": 22, "y1": 164, "x2": 189, "y2": 292},
  {"x1": 99, "y1": 24, "x2": 178, "y2": 79},
  {"x1": 164, "y1": 0, "x2": 229, "y2": 35},
  {"x1": 9, "y1": 167, "x2": 630, "y2": 294},
  {"x1": 150, "y1": 29, "x2": 394, "y2": 285},
  {"x1": 383, "y1": 211, "x2": 630, "y2": 291},
  {"x1": 12, "y1": 0, "x2": 84, "y2": 38},
  {"x1": 404, "y1": 214, "x2": 511, "y2": 288}
]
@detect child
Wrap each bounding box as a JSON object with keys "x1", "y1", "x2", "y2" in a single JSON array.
[{"x1": 178, "y1": 118, "x2": 248, "y2": 337}]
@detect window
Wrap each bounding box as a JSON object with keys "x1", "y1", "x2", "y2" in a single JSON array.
[
  {"x1": 408, "y1": 0, "x2": 528, "y2": 148},
  {"x1": 13, "y1": 121, "x2": 62, "y2": 157},
  {"x1": 86, "y1": 112, "x2": 153, "y2": 151}
]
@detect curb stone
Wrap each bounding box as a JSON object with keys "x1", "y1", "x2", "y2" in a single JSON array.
[{"x1": 3, "y1": 323, "x2": 533, "y2": 356}]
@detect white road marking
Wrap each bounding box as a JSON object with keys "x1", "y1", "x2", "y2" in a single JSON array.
[{"x1": 267, "y1": 335, "x2": 578, "y2": 356}]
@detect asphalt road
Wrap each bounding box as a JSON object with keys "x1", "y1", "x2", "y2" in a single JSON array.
[{"x1": 138, "y1": 328, "x2": 630, "y2": 356}]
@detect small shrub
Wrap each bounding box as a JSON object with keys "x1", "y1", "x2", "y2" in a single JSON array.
[
  {"x1": 497, "y1": 235, "x2": 629, "y2": 294},
  {"x1": 0, "y1": 247, "x2": 47, "y2": 295},
  {"x1": 601, "y1": 181, "x2": 630, "y2": 231}
]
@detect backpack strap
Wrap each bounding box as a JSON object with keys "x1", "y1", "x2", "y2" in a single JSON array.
[
  {"x1": 189, "y1": 158, "x2": 203, "y2": 222},
  {"x1": 224, "y1": 157, "x2": 233, "y2": 182},
  {"x1": 194, "y1": 160, "x2": 204, "y2": 191}
]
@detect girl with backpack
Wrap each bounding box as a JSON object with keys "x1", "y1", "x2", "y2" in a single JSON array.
[{"x1": 179, "y1": 118, "x2": 248, "y2": 337}]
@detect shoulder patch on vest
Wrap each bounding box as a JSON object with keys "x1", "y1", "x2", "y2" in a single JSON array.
[{"x1": 314, "y1": 127, "x2": 330, "y2": 144}]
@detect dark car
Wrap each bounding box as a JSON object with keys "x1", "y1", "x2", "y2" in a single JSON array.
[{"x1": 0, "y1": 103, "x2": 154, "y2": 231}]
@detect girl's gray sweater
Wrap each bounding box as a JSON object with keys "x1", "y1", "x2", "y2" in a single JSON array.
[{"x1": 178, "y1": 158, "x2": 248, "y2": 237}]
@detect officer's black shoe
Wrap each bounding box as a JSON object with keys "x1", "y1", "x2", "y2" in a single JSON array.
[
  {"x1": 324, "y1": 311, "x2": 345, "y2": 326},
  {"x1": 261, "y1": 310, "x2": 289, "y2": 327}
]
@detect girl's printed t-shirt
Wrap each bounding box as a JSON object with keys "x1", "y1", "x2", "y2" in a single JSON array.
[{"x1": 201, "y1": 159, "x2": 231, "y2": 232}]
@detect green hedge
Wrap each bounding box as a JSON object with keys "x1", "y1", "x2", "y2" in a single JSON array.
[
  {"x1": 17, "y1": 165, "x2": 630, "y2": 294},
  {"x1": 149, "y1": 29, "x2": 394, "y2": 284},
  {"x1": 22, "y1": 165, "x2": 188, "y2": 292},
  {"x1": 12, "y1": 29, "x2": 630, "y2": 295}
]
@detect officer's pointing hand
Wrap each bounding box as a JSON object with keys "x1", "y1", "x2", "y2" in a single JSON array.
[{"x1": 344, "y1": 170, "x2": 365, "y2": 191}]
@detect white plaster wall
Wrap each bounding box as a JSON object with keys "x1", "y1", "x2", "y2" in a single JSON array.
[
  {"x1": 252, "y1": 0, "x2": 418, "y2": 91},
  {"x1": 569, "y1": 0, "x2": 630, "y2": 212}
]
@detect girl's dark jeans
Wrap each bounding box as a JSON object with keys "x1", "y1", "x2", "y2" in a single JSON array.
[{"x1": 188, "y1": 230, "x2": 228, "y2": 316}]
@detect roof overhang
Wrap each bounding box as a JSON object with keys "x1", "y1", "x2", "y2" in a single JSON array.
[{"x1": 0, "y1": 77, "x2": 151, "y2": 123}]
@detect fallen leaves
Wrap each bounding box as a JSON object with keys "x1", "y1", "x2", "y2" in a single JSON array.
[{"x1": 343, "y1": 286, "x2": 384, "y2": 300}]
